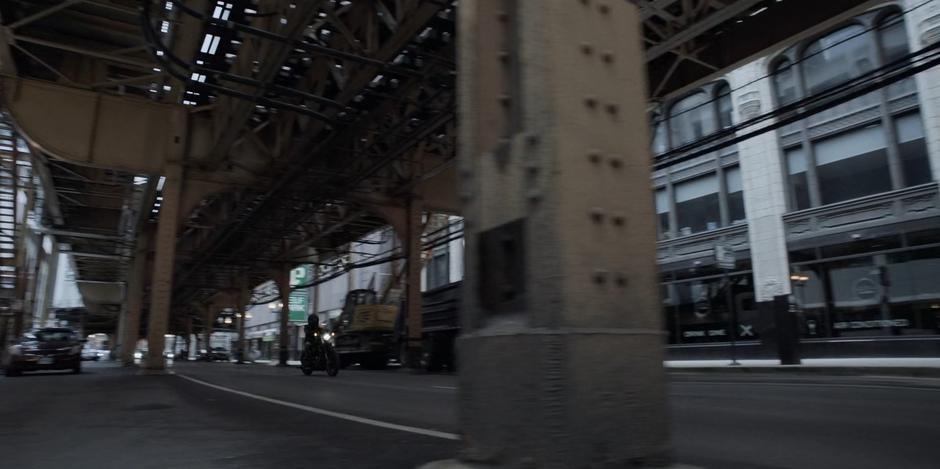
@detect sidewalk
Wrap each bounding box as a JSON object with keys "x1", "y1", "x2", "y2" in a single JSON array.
[{"x1": 665, "y1": 357, "x2": 940, "y2": 377}]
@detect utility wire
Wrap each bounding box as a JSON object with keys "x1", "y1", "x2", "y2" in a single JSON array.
[{"x1": 650, "y1": 0, "x2": 933, "y2": 128}]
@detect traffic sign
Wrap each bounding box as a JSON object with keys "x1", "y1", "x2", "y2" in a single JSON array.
[{"x1": 715, "y1": 242, "x2": 735, "y2": 270}]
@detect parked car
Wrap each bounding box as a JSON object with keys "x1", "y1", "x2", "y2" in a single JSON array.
[
  {"x1": 199, "y1": 347, "x2": 230, "y2": 362},
  {"x1": 210, "y1": 347, "x2": 230, "y2": 361},
  {"x1": 4, "y1": 328, "x2": 83, "y2": 376},
  {"x1": 81, "y1": 346, "x2": 106, "y2": 361}
]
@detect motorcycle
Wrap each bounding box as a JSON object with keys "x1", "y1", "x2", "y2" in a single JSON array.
[{"x1": 301, "y1": 331, "x2": 340, "y2": 377}]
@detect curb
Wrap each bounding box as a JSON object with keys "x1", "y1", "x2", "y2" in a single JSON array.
[{"x1": 666, "y1": 366, "x2": 940, "y2": 378}]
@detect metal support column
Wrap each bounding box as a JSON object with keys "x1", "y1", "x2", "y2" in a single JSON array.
[
  {"x1": 275, "y1": 265, "x2": 291, "y2": 366},
  {"x1": 144, "y1": 163, "x2": 183, "y2": 370},
  {"x1": 404, "y1": 196, "x2": 423, "y2": 369},
  {"x1": 202, "y1": 302, "x2": 214, "y2": 358},
  {"x1": 439, "y1": 1, "x2": 671, "y2": 467},
  {"x1": 236, "y1": 276, "x2": 249, "y2": 364},
  {"x1": 119, "y1": 231, "x2": 149, "y2": 365},
  {"x1": 37, "y1": 240, "x2": 59, "y2": 327}
]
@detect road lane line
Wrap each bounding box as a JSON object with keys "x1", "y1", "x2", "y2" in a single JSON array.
[
  {"x1": 432, "y1": 385, "x2": 457, "y2": 390},
  {"x1": 175, "y1": 373, "x2": 460, "y2": 441}
]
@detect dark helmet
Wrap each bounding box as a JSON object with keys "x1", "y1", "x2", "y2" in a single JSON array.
[{"x1": 307, "y1": 313, "x2": 319, "y2": 326}]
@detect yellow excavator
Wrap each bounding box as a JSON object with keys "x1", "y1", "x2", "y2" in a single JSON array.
[{"x1": 332, "y1": 289, "x2": 399, "y2": 369}]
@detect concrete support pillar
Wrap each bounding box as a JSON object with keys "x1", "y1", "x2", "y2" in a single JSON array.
[
  {"x1": 404, "y1": 196, "x2": 423, "y2": 368},
  {"x1": 275, "y1": 265, "x2": 291, "y2": 366},
  {"x1": 144, "y1": 163, "x2": 183, "y2": 370},
  {"x1": 904, "y1": 0, "x2": 940, "y2": 186},
  {"x1": 120, "y1": 232, "x2": 150, "y2": 366},
  {"x1": 446, "y1": 2, "x2": 670, "y2": 467},
  {"x1": 727, "y1": 61, "x2": 799, "y2": 365}
]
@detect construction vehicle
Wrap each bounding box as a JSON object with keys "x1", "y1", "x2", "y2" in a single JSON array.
[
  {"x1": 333, "y1": 281, "x2": 462, "y2": 371},
  {"x1": 333, "y1": 289, "x2": 400, "y2": 369}
]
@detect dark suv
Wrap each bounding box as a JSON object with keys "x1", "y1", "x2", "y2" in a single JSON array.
[{"x1": 3, "y1": 328, "x2": 83, "y2": 376}]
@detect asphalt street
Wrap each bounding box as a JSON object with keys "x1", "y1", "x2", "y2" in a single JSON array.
[{"x1": 1, "y1": 361, "x2": 938, "y2": 468}]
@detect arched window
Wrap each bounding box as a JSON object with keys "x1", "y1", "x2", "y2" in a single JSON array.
[
  {"x1": 669, "y1": 92, "x2": 715, "y2": 147},
  {"x1": 772, "y1": 59, "x2": 798, "y2": 106},
  {"x1": 716, "y1": 83, "x2": 733, "y2": 128},
  {"x1": 651, "y1": 116, "x2": 668, "y2": 155},
  {"x1": 879, "y1": 13, "x2": 909, "y2": 63},
  {"x1": 803, "y1": 24, "x2": 874, "y2": 95}
]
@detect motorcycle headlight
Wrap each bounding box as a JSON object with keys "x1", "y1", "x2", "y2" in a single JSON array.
[{"x1": 321, "y1": 333, "x2": 332, "y2": 341}]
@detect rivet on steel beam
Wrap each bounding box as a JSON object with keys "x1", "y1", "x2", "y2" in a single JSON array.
[
  {"x1": 499, "y1": 94, "x2": 511, "y2": 107},
  {"x1": 585, "y1": 96, "x2": 598, "y2": 109},
  {"x1": 590, "y1": 207, "x2": 605, "y2": 223},
  {"x1": 615, "y1": 274, "x2": 627, "y2": 287},
  {"x1": 598, "y1": 3, "x2": 610, "y2": 15},
  {"x1": 605, "y1": 103, "x2": 619, "y2": 115},
  {"x1": 587, "y1": 150, "x2": 602, "y2": 163},
  {"x1": 498, "y1": 51, "x2": 510, "y2": 63},
  {"x1": 580, "y1": 43, "x2": 594, "y2": 55},
  {"x1": 525, "y1": 159, "x2": 540, "y2": 173},
  {"x1": 609, "y1": 155, "x2": 623, "y2": 169},
  {"x1": 612, "y1": 214, "x2": 625, "y2": 226},
  {"x1": 593, "y1": 269, "x2": 608, "y2": 284},
  {"x1": 580, "y1": 0, "x2": 590, "y2": 5},
  {"x1": 527, "y1": 189, "x2": 542, "y2": 202},
  {"x1": 497, "y1": 12, "x2": 509, "y2": 23},
  {"x1": 601, "y1": 52, "x2": 614, "y2": 64},
  {"x1": 525, "y1": 132, "x2": 540, "y2": 145}
]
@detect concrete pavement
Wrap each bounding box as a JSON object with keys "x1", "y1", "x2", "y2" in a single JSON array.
[{"x1": 2, "y1": 360, "x2": 939, "y2": 468}]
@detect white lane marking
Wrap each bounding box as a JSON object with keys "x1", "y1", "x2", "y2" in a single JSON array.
[
  {"x1": 432, "y1": 385, "x2": 457, "y2": 390},
  {"x1": 176, "y1": 373, "x2": 459, "y2": 441}
]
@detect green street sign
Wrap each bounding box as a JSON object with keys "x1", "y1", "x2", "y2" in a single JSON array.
[{"x1": 288, "y1": 265, "x2": 312, "y2": 323}]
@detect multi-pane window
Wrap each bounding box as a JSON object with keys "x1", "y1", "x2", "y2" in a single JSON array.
[
  {"x1": 716, "y1": 83, "x2": 734, "y2": 129},
  {"x1": 773, "y1": 10, "x2": 935, "y2": 211},
  {"x1": 802, "y1": 25, "x2": 874, "y2": 95},
  {"x1": 655, "y1": 189, "x2": 670, "y2": 239},
  {"x1": 814, "y1": 124, "x2": 892, "y2": 205},
  {"x1": 669, "y1": 92, "x2": 716, "y2": 148},
  {"x1": 773, "y1": 60, "x2": 798, "y2": 107},
  {"x1": 784, "y1": 147, "x2": 811, "y2": 210},
  {"x1": 894, "y1": 112, "x2": 931, "y2": 187},
  {"x1": 656, "y1": 165, "x2": 745, "y2": 238},
  {"x1": 675, "y1": 174, "x2": 721, "y2": 235},
  {"x1": 427, "y1": 249, "x2": 449, "y2": 290},
  {"x1": 725, "y1": 166, "x2": 745, "y2": 224}
]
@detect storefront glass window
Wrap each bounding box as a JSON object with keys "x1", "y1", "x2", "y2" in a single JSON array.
[
  {"x1": 790, "y1": 245, "x2": 940, "y2": 339},
  {"x1": 663, "y1": 272, "x2": 756, "y2": 344}
]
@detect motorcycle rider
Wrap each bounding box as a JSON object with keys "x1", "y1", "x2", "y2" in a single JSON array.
[{"x1": 303, "y1": 313, "x2": 322, "y2": 354}]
